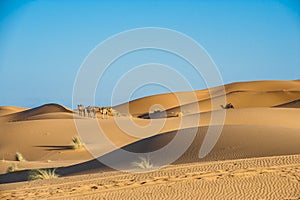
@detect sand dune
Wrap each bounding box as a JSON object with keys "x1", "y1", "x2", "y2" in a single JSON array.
[
  {"x1": 0, "y1": 107, "x2": 298, "y2": 164},
  {"x1": 0, "y1": 80, "x2": 299, "y2": 199},
  {"x1": 164, "y1": 90, "x2": 300, "y2": 115},
  {"x1": 0, "y1": 103, "x2": 73, "y2": 123},
  {"x1": 115, "y1": 80, "x2": 300, "y2": 116},
  {"x1": 0, "y1": 109, "x2": 299, "y2": 183},
  {"x1": 0, "y1": 106, "x2": 28, "y2": 117}
]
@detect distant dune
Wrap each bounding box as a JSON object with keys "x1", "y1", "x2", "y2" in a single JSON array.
[
  {"x1": 0, "y1": 103, "x2": 74, "y2": 122},
  {"x1": 0, "y1": 106, "x2": 28, "y2": 117},
  {"x1": 115, "y1": 80, "x2": 300, "y2": 116},
  {"x1": 0, "y1": 80, "x2": 299, "y2": 199}
]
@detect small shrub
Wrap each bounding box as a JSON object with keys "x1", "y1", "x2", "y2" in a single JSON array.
[
  {"x1": 109, "y1": 108, "x2": 121, "y2": 117},
  {"x1": 112, "y1": 110, "x2": 121, "y2": 117},
  {"x1": 152, "y1": 109, "x2": 162, "y2": 113},
  {"x1": 7, "y1": 164, "x2": 20, "y2": 173},
  {"x1": 176, "y1": 111, "x2": 183, "y2": 117},
  {"x1": 16, "y1": 152, "x2": 25, "y2": 161},
  {"x1": 71, "y1": 136, "x2": 83, "y2": 149},
  {"x1": 28, "y1": 169, "x2": 58, "y2": 180},
  {"x1": 132, "y1": 157, "x2": 154, "y2": 169}
]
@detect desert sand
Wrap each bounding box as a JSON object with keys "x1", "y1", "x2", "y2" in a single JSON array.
[{"x1": 0, "y1": 80, "x2": 299, "y2": 199}]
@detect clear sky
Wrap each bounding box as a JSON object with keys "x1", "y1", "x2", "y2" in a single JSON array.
[{"x1": 0, "y1": 0, "x2": 299, "y2": 108}]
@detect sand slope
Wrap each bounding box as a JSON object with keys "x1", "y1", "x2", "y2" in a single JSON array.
[{"x1": 1, "y1": 154, "x2": 299, "y2": 200}]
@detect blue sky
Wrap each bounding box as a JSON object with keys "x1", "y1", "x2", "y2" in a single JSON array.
[{"x1": 0, "y1": 0, "x2": 299, "y2": 108}]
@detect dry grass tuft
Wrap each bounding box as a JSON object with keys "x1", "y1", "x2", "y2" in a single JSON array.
[
  {"x1": 28, "y1": 169, "x2": 58, "y2": 180},
  {"x1": 7, "y1": 164, "x2": 21, "y2": 173},
  {"x1": 176, "y1": 111, "x2": 183, "y2": 117},
  {"x1": 71, "y1": 136, "x2": 83, "y2": 149},
  {"x1": 132, "y1": 157, "x2": 154, "y2": 169},
  {"x1": 16, "y1": 152, "x2": 25, "y2": 161}
]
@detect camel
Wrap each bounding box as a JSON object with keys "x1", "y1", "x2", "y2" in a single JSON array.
[
  {"x1": 86, "y1": 106, "x2": 91, "y2": 118},
  {"x1": 84, "y1": 107, "x2": 88, "y2": 117},
  {"x1": 87, "y1": 106, "x2": 96, "y2": 118},
  {"x1": 77, "y1": 104, "x2": 85, "y2": 116},
  {"x1": 100, "y1": 107, "x2": 108, "y2": 119},
  {"x1": 221, "y1": 103, "x2": 235, "y2": 109},
  {"x1": 108, "y1": 107, "x2": 113, "y2": 115},
  {"x1": 78, "y1": 105, "x2": 97, "y2": 118},
  {"x1": 107, "y1": 107, "x2": 122, "y2": 117},
  {"x1": 91, "y1": 106, "x2": 96, "y2": 118}
]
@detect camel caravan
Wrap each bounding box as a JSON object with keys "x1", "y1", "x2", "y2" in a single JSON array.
[{"x1": 77, "y1": 105, "x2": 120, "y2": 119}]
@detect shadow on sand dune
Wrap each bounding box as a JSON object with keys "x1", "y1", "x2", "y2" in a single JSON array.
[
  {"x1": 273, "y1": 99, "x2": 300, "y2": 108},
  {"x1": 1, "y1": 124, "x2": 300, "y2": 184},
  {"x1": 34, "y1": 145, "x2": 75, "y2": 151},
  {"x1": 0, "y1": 127, "x2": 193, "y2": 184}
]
